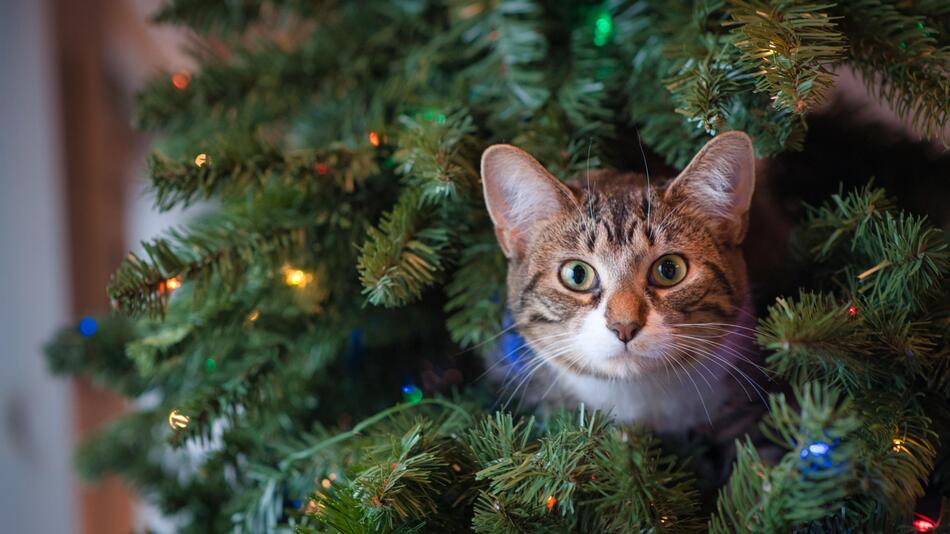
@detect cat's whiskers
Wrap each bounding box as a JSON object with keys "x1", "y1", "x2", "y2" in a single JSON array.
[
  {"x1": 499, "y1": 344, "x2": 576, "y2": 410},
  {"x1": 671, "y1": 340, "x2": 754, "y2": 401},
  {"x1": 670, "y1": 321, "x2": 760, "y2": 334},
  {"x1": 671, "y1": 332, "x2": 770, "y2": 375},
  {"x1": 540, "y1": 349, "x2": 588, "y2": 402},
  {"x1": 659, "y1": 344, "x2": 712, "y2": 424},
  {"x1": 668, "y1": 338, "x2": 770, "y2": 407},
  {"x1": 494, "y1": 336, "x2": 574, "y2": 397},
  {"x1": 474, "y1": 330, "x2": 575, "y2": 384},
  {"x1": 452, "y1": 322, "x2": 521, "y2": 358}
]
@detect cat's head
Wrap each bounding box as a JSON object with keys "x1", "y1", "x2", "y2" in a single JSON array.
[{"x1": 481, "y1": 132, "x2": 755, "y2": 380}]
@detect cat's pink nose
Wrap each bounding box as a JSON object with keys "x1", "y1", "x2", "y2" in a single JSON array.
[{"x1": 608, "y1": 321, "x2": 640, "y2": 344}]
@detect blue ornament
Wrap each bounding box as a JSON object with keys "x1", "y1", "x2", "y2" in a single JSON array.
[
  {"x1": 78, "y1": 317, "x2": 98, "y2": 337},
  {"x1": 798, "y1": 439, "x2": 839, "y2": 474}
]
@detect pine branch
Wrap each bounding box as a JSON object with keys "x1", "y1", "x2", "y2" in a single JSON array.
[
  {"x1": 357, "y1": 189, "x2": 453, "y2": 308},
  {"x1": 802, "y1": 183, "x2": 897, "y2": 261},
  {"x1": 851, "y1": 212, "x2": 948, "y2": 312},
  {"x1": 108, "y1": 192, "x2": 317, "y2": 317},
  {"x1": 393, "y1": 109, "x2": 480, "y2": 206},
  {"x1": 758, "y1": 292, "x2": 876, "y2": 390},
  {"x1": 710, "y1": 384, "x2": 863, "y2": 533},
  {"x1": 727, "y1": 1, "x2": 848, "y2": 115},
  {"x1": 445, "y1": 231, "x2": 507, "y2": 349},
  {"x1": 835, "y1": 0, "x2": 950, "y2": 145},
  {"x1": 461, "y1": 0, "x2": 551, "y2": 119},
  {"x1": 146, "y1": 143, "x2": 377, "y2": 211},
  {"x1": 152, "y1": 0, "x2": 324, "y2": 33}
]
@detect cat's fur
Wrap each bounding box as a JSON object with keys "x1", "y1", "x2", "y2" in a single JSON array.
[{"x1": 481, "y1": 132, "x2": 764, "y2": 434}]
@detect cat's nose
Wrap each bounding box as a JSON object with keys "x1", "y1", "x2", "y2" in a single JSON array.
[{"x1": 608, "y1": 321, "x2": 640, "y2": 344}]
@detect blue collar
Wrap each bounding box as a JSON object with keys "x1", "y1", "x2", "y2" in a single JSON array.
[{"x1": 499, "y1": 311, "x2": 529, "y2": 372}]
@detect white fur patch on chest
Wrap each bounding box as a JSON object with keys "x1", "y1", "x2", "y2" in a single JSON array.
[{"x1": 558, "y1": 350, "x2": 737, "y2": 433}]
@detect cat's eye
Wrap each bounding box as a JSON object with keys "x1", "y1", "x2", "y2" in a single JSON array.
[
  {"x1": 559, "y1": 260, "x2": 598, "y2": 292},
  {"x1": 650, "y1": 254, "x2": 688, "y2": 287}
]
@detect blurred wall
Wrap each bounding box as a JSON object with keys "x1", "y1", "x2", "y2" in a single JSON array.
[{"x1": 0, "y1": 0, "x2": 76, "y2": 532}]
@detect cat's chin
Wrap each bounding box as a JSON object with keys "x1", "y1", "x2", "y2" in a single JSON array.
[{"x1": 552, "y1": 351, "x2": 667, "y2": 380}]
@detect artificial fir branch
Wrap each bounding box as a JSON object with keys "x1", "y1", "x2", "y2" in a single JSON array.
[
  {"x1": 727, "y1": 1, "x2": 847, "y2": 115},
  {"x1": 44, "y1": 0, "x2": 950, "y2": 531}
]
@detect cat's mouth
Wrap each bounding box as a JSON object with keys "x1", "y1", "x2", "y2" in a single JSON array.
[{"x1": 546, "y1": 344, "x2": 670, "y2": 380}]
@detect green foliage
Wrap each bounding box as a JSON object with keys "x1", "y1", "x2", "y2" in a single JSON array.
[{"x1": 43, "y1": 0, "x2": 950, "y2": 532}]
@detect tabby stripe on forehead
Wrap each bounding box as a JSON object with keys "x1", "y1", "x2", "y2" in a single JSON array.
[
  {"x1": 640, "y1": 191, "x2": 656, "y2": 245},
  {"x1": 702, "y1": 260, "x2": 735, "y2": 298},
  {"x1": 609, "y1": 202, "x2": 630, "y2": 245},
  {"x1": 519, "y1": 271, "x2": 545, "y2": 309}
]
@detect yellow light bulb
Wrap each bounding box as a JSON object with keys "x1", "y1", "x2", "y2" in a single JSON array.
[
  {"x1": 283, "y1": 267, "x2": 311, "y2": 287},
  {"x1": 168, "y1": 409, "x2": 190, "y2": 430},
  {"x1": 195, "y1": 153, "x2": 208, "y2": 167}
]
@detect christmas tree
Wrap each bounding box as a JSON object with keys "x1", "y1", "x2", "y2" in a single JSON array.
[{"x1": 46, "y1": 1, "x2": 950, "y2": 532}]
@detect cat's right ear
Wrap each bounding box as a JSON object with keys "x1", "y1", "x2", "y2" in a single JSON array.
[{"x1": 481, "y1": 145, "x2": 576, "y2": 259}]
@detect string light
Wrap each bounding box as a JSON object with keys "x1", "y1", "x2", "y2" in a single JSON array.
[
  {"x1": 304, "y1": 498, "x2": 321, "y2": 514},
  {"x1": 321, "y1": 478, "x2": 331, "y2": 489},
  {"x1": 892, "y1": 437, "x2": 909, "y2": 453},
  {"x1": 315, "y1": 163, "x2": 328, "y2": 175},
  {"x1": 247, "y1": 309, "x2": 260, "y2": 322},
  {"x1": 160, "y1": 276, "x2": 182, "y2": 295},
  {"x1": 282, "y1": 266, "x2": 312, "y2": 287},
  {"x1": 79, "y1": 316, "x2": 98, "y2": 337},
  {"x1": 368, "y1": 131, "x2": 381, "y2": 147},
  {"x1": 171, "y1": 71, "x2": 191, "y2": 90},
  {"x1": 593, "y1": 9, "x2": 613, "y2": 47},
  {"x1": 195, "y1": 153, "x2": 208, "y2": 167},
  {"x1": 913, "y1": 515, "x2": 937, "y2": 532},
  {"x1": 401, "y1": 384, "x2": 423, "y2": 405},
  {"x1": 205, "y1": 358, "x2": 217, "y2": 372},
  {"x1": 848, "y1": 305, "x2": 858, "y2": 317},
  {"x1": 168, "y1": 409, "x2": 190, "y2": 430},
  {"x1": 545, "y1": 495, "x2": 557, "y2": 511}
]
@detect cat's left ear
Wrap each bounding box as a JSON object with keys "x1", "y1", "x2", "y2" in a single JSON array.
[{"x1": 664, "y1": 131, "x2": 755, "y2": 245}]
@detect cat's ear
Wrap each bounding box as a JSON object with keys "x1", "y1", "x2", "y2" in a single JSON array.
[
  {"x1": 481, "y1": 145, "x2": 577, "y2": 259},
  {"x1": 664, "y1": 131, "x2": 756, "y2": 245}
]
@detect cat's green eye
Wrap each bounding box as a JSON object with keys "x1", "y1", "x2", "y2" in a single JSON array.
[
  {"x1": 650, "y1": 254, "x2": 688, "y2": 287},
  {"x1": 559, "y1": 260, "x2": 598, "y2": 292}
]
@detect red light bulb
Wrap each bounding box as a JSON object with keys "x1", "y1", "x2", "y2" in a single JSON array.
[{"x1": 913, "y1": 516, "x2": 937, "y2": 532}]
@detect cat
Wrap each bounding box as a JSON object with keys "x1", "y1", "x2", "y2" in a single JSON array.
[{"x1": 480, "y1": 132, "x2": 769, "y2": 435}]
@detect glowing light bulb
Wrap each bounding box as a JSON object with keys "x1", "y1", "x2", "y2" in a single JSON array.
[
  {"x1": 195, "y1": 153, "x2": 208, "y2": 167},
  {"x1": 282, "y1": 267, "x2": 311, "y2": 287},
  {"x1": 545, "y1": 495, "x2": 557, "y2": 511},
  {"x1": 913, "y1": 516, "x2": 937, "y2": 532},
  {"x1": 171, "y1": 71, "x2": 191, "y2": 90},
  {"x1": 892, "y1": 437, "x2": 908, "y2": 453},
  {"x1": 168, "y1": 409, "x2": 190, "y2": 430},
  {"x1": 79, "y1": 316, "x2": 98, "y2": 337},
  {"x1": 368, "y1": 131, "x2": 381, "y2": 147}
]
